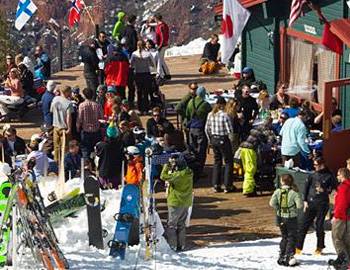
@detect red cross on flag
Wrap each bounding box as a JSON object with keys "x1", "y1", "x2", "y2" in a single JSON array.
[{"x1": 221, "y1": 0, "x2": 251, "y2": 64}]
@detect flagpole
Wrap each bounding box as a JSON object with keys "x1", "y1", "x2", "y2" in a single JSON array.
[{"x1": 81, "y1": 0, "x2": 96, "y2": 26}]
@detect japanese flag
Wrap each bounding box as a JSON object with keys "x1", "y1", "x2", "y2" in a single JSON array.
[{"x1": 221, "y1": 0, "x2": 251, "y2": 64}]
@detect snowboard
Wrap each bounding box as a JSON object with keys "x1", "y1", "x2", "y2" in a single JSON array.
[
  {"x1": 0, "y1": 180, "x2": 14, "y2": 266},
  {"x1": 84, "y1": 175, "x2": 103, "y2": 249},
  {"x1": 109, "y1": 184, "x2": 140, "y2": 259},
  {"x1": 46, "y1": 188, "x2": 86, "y2": 224}
]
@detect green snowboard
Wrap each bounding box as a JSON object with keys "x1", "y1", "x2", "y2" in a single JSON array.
[{"x1": 0, "y1": 180, "x2": 16, "y2": 267}]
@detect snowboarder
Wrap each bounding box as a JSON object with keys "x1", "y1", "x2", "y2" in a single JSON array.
[
  {"x1": 160, "y1": 154, "x2": 193, "y2": 251},
  {"x1": 270, "y1": 174, "x2": 303, "y2": 267},
  {"x1": 124, "y1": 146, "x2": 143, "y2": 185}
]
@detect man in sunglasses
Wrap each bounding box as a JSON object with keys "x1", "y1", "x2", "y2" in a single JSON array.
[
  {"x1": 296, "y1": 156, "x2": 337, "y2": 255},
  {"x1": 146, "y1": 107, "x2": 174, "y2": 138}
]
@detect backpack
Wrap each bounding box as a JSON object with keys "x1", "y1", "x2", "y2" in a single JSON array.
[
  {"x1": 187, "y1": 99, "x2": 205, "y2": 129},
  {"x1": 279, "y1": 188, "x2": 296, "y2": 217}
]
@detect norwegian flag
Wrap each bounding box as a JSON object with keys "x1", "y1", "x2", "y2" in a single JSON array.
[
  {"x1": 68, "y1": 0, "x2": 84, "y2": 28},
  {"x1": 288, "y1": 0, "x2": 307, "y2": 27}
]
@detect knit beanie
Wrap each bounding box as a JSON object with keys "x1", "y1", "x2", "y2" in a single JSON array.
[
  {"x1": 196, "y1": 86, "x2": 207, "y2": 99},
  {"x1": 106, "y1": 123, "x2": 119, "y2": 138}
]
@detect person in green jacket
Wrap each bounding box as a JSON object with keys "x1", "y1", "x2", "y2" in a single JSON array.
[
  {"x1": 160, "y1": 155, "x2": 193, "y2": 251},
  {"x1": 175, "y1": 82, "x2": 198, "y2": 142},
  {"x1": 112, "y1": 11, "x2": 126, "y2": 41},
  {"x1": 185, "y1": 86, "x2": 212, "y2": 172},
  {"x1": 270, "y1": 174, "x2": 303, "y2": 267}
]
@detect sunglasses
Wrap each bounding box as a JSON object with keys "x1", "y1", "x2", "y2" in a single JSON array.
[{"x1": 153, "y1": 114, "x2": 160, "y2": 117}]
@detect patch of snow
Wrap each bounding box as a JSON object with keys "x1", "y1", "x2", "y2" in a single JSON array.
[
  {"x1": 142, "y1": 0, "x2": 169, "y2": 20},
  {"x1": 15, "y1": 180, "x2": 338, "y2": 269},
  {"x1": 165, "y1": 37, "x2": 208, "y2": 58}
]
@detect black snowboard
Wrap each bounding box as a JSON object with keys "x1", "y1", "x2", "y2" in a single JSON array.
[{"x1": 84, "y1": 175, "x2": 104, "y2": 249}]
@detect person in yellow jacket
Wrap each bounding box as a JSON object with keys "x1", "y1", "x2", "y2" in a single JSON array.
[
  {"x1": 239, "y1": 135, "x2": 258, "y2": 197},
  {"x1": 124, "y1": 146, "x2": 143, "y2": 185}
]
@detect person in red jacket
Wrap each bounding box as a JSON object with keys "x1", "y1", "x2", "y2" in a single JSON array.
[
  {"x1": 328, "y1": 167, "x2": 350, "y2": 269},
  {"x1": 104, "y1": 45, "x2": 129, "y2": 99},
  {"x1": 154, "y1": 14, "x2": 171, "y2": 80}
]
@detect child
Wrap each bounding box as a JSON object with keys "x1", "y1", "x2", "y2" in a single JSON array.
[
  {"x1": 64, "y1": 140, "x2": 82, "y2": 181},
  {"x1": 124, "y1": 146, "x2": 143, "y2": 185},
  {"x1": 160, "y1": 154, "x2": 193, "y2": 251},
  {"x1": 269, "y1": 174, "x2": 303, "y2": 267},
  {"x1": 104, "y1": 86, "x2": 117, "y2": 119}
]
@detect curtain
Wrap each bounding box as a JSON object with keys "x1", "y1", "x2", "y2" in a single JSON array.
[
  {"x1": 288, "y1": 38, "x2": 314, "y2": 100},
  {"x1": 317, "y1": 49, "x2": 336, "y2": 104}
]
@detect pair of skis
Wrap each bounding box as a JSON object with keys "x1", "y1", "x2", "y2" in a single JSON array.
[{"x1": 10, "y1": 168, "x2": 69, "y2": 269}]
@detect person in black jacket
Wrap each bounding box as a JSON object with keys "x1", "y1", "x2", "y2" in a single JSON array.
[
  {"x1": 146, "y1": 107, "x2": 175, "y2": 138},
  {"x1": 80, "y1": 41, "x2": 99, "y2": 95},
  {"x1": 3, "y1": 126, "x2": 26, "y2": 157},
  {"x1": 201, "y1": 34, "x2": 220, "y2": 62},
  {"x1": 94, "y1": 31, "x2": 111, "y2": 85},
  {"x1": 296, "y1": 156, "x2": 337, "y2": 254},
  {"x1": 121, "y1": 15, "x2": 138, "y2": 56},
  {"x1": 95, "y1": 125, "x2": 124, "y2": 189},
  {"x1": 237, "y1": 85, "x2": 259, "y2": 140}
]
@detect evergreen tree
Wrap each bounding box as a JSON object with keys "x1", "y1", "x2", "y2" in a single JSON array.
[{"x1": 0, "y1": 12, "x2": 14, "y2": 76}]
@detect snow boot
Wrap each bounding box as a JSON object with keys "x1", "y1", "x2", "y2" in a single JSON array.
[
  {"x1": 285, "y1": 255, "x2": 298, "y2": 267},
  {"x1": 277, "y1": 254, "x2": 286, "y2": 266}
]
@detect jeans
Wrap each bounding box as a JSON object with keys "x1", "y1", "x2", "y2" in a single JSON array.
[
  {"x1": 189, "y1": 128, "x2": 207, "y2": 171},
  {"x1": 167, "y1": 206, "x2": 188, "y2": 251},
  {"x1": 296, "y1": 201, "x2": 329, "y2": 250},
  {"x1": 158, "y1": 46, "x2": 170, "y2": 76},
  {"x1": 278, "y1": 217, "x2": 298, "y2": 257},
  {"x1": 211, "y1": 135, "x2": 233, "y2": 189},
  {"x1": 332, "y1": 219, "x2": 350, "y2": 259},
  {"x1": 80, "y1": 130, "x2": 101, "y2": 159}
]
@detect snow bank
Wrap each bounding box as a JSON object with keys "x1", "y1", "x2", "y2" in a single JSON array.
[
  {"x1": 165, "y1": 38, "x2": 208, "y2": 58},
  {"x1": 17, "y1": 181, "x2": 337, "y2": 269}
]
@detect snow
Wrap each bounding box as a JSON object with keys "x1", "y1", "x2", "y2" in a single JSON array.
[
  {"x1": 143, "y1": 0, "x2": 170, "y2": 20},
  {"x1": 165, "y1": 38, "x2": 208, "y2": 58},
  {"x1": 16, "y1": 178, "x2": 337, "y2": 269}
]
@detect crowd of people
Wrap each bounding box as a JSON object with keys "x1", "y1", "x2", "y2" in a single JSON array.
[{"x1": 0, "y1": 10, "x2": 349, "y2": 268}]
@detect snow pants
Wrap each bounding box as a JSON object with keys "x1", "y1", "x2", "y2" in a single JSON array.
[
  {"x1": 296, "y1": 201, "x2": 329, "y2": 250},
  {"x1": 332, "y1": 219, "x2": 350, "y2": 260},
  {"x1": 167, "y1": 206, "x2": 188, "y2": 251},
  {"x1": 240, "y1": 148, "x2": 257, "y2": 194},
  {"x1": 278, "y1": 217, "x2": 298, "y2": 257}
]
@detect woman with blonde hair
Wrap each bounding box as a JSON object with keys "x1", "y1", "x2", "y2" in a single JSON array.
[
  {"x1": 225, "y1": 98, "x2": 240, "y2": 155},
  {"x1": 0, "y1": 68, "x2": 24, "y2": 120},
  {"x1": 130, "y1": 40, "x2": 154, "y2": 115}
]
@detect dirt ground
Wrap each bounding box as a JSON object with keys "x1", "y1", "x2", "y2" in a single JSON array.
[{"x1": 4, "y1": 55, "x2": 279, "y2": 247}]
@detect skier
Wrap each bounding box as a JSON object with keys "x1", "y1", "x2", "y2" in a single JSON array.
[
  {"x1": 125, "y1": 146, "x2": 143, "y2": 185},
  {"x1": 328, "y1": 167, "x2": 350, "y2": 270},
  {"x1": 160, "y1": 154, "x2": 193, "y2": 251},
  {"x1": 270, "y1": 174, "x2": 303, "y2": 267}
]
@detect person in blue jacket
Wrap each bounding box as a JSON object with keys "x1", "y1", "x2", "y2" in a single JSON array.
[{"x1": 41, "y1": 80, "x2": 56, "y2": 126}]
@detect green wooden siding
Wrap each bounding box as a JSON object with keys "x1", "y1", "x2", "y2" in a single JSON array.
[
  {"x1": 243, "y1": 5, "x2": 277, "y2": 94},
  {"x1": 291, "y1": 0, "x2": 343, "y2": 38}
]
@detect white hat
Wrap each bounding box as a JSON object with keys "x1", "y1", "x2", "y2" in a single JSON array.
[
  {"x1": 46, "y1": 80, "x2": 57, "y2": 92},
  {"x1": 126, "y1": 146, "x2": 140, "y2": 155}
]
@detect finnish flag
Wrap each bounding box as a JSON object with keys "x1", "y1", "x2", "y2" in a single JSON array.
[{"x1": 15, "y1": 0, "x2": 37, "y2": 31}]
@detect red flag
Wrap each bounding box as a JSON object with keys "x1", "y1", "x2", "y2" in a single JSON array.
[
  {"x1": 289, "y1": 0, "x2": 307, "y2": 27},
  {"x1": 322, "y1": 22, "x2": 343, "y2": 54},
  {"x1": 68, "y1": 0, "x2": 84, "y2": 28}
]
